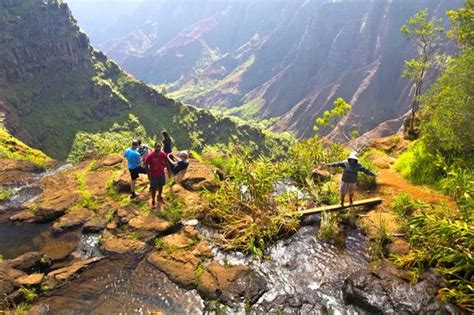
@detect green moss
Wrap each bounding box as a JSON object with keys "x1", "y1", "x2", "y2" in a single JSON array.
[
  {"x1": 0, "y1": 190, "x2": 10, "y2": 202},
  {"x1": 0, "y1": 127, "x2": 51, "y2": 166}
]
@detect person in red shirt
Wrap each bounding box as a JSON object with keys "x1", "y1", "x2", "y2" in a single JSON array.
[{"x1": 145, "y1": 142, "x2": 168, "y2": 208}]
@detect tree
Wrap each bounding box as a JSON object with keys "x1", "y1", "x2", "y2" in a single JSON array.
[
  {"x1": 401, "y1": 9, "x2": 445, "y2": 139},
  {"x1": 313, "y1": 97, "x2": 351, "y2": 132}
]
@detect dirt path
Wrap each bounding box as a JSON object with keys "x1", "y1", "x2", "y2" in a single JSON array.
[
  {"x1": 376, "y1": 168, "x2": 456, "y2": 210},
  {"x1": 361, "y1": 159, "x2": 456, "y2": 239}
]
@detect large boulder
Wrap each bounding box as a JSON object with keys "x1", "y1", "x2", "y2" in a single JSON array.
[
  {"x1": 197, "y1": 262, "x2": 267, "y2": 305},
  {"x1": 342, "y1": 268, "x2": 463, "y2": 314}
]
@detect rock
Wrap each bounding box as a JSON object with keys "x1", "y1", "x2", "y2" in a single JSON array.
[
  {"x1": 16, "y1": 273, "x2": 44, "y2": 286},
  {"x1": 101, "y1": 237, "x2": 146, "y2": 255},
  {"x1": 180, "y1": 162, "x2": 218, "y2": 192},
  {"x1": 0, "y1": 159, "x2": 44, "y2": 186},
  {"x1": 0, "y1": 268, "x2": 18, "y2": 308},
  {"x1": 197, "y1": 262, "x2": 267, "y2": 305},
  {"x1": 93, "y1": 155, "x2": 123, "y2": 169},
  {"x1": 33, "y1": 192, "x2": 80, "y2": 223},
  {"x1": 342, "y1": 269, "x2": 463, "y2": 314},
  {"x1": 52, "y1": 208, "x2": 94, "y2": 233},
  {"x1": 191, "y1": 240, "x2": 212, "y2": 258},
  {"x1": 47, "y1": 258, "x2": 101, "y2": 282},
  {"x1": 37, "y1": 230, "x2": 80, "y2": 261},
  {"x1": 6, "y1": 252, "x2": 44, "y2": 272},
  {"x1": 128, "y1": 214, "x2": 172, "y2": 234},
  {"x1": 312, "y1": 168, "x2": 330, "y2": 183},
  {"x1": 86, "y1": 170, "x2": 114, "y2": 198},
  {"x1": 9, "y1": 210, "x2": 34, "y2": 222},
  {"x1": 147, "y1": 251, "x2": 200, "y2": 289},
  {"x1": 82, "y1": 217, "x2": 106, "y2": 232},
  {"x1": 365, "y1": 151, "x2": 396, "y2": 169},
  {"x1": 116, "y1": 206, "x2": 138, "y2": 224}
]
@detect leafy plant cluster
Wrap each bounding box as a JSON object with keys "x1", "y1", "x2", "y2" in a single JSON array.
[
  {"x1": 202, "y1": 137, "x2": 346, "y2": 255},
  {"x1": 0, "y1": 126, "x2": 51, "y2": 166}
]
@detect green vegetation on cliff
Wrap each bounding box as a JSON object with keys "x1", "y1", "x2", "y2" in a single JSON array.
[
  {"x1": 0, "y1": 126, "x2": 51, "y2": 166},
  {"x1": 0, "y1": 0, "x2": 292, "y2": 160}
]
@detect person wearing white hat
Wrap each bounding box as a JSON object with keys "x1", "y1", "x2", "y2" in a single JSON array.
[{"x1": 326, "y1": 151, "x2": 377, "y2": 206}]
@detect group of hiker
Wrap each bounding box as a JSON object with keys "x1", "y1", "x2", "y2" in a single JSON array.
[
  {"x1": 124, "y1": 131, "x2": 189, "y2": 209},
  {"x1": 124, "y1": 129, "x2": 375, "y2": 209}
]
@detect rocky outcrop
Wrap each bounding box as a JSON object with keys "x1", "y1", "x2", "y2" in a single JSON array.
[
  {"x1": 197, "y1": 262, "x2": 267, "y2": 305},
  {"x1": 0, "y1": 159, "x2": 44, "y2": 186},
  {"x1": 342, "y1": 268, "x2": 462, "y2": 314}
]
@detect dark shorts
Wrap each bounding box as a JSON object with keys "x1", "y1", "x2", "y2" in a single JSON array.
[
  {"x1": 150, "y1": 175, "x2": 166, "y2": 190},
  {"x1": 129, "y1": 166, "x2": 147, "y2": 180}
]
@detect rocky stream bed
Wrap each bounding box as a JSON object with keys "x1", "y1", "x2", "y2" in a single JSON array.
[{"x1": 0, "y1": 156, "x2": 464, "y2": 314}]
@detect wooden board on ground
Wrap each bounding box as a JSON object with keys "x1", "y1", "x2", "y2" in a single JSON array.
[{"x1": 294, "y1": 198, "x2": 382, "y2": 216}]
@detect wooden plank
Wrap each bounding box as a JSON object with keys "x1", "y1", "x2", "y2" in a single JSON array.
[{"x1": 293, "y1": 197, "x2": 382, "y2": 216}]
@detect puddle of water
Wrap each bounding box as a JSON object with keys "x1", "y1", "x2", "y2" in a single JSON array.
[{"x1": 0, "y1": 221, "x2": 50, "y2": 259}]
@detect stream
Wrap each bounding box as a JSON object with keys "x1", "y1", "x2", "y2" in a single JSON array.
[{"x1": 0, "y1": 167, "x2": 369, "y2": 314}]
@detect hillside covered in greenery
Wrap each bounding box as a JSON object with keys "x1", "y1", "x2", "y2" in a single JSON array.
[{"x1": 0, "y1": 0, "x2": 291, "y2": 159}]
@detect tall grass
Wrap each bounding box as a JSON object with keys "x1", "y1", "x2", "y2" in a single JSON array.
[{"x1": 392, "y1": 210, "x2": 474, "y2": 311}]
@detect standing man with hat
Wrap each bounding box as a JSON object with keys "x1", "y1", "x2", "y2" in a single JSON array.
[{"x1": 326, "y1": 151, "x2": 377, "y2": 206}]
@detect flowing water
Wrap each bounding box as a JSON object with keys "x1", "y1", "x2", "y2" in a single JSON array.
[{"x1": 1, "y1": 166, "x2": 369, "y2": 314}]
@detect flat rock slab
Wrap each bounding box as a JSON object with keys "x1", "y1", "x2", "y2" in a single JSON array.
[
  {"x1": 0, "y1": 159, "x2": 44, "y2": 186},
  {"x1": 16, "y1": 273, "x2": 44, "y2": 286},
  {"x1": 101, "y1": 237, "x2": 146, "y2": 255},
  {"x1": 147, "y1": 251, "x2": 200, "y2": 289},
  {"x1": 128, "y1": 214, "x2": 171, "y2": 233},
  {"x1": 52, "y1": 208, "x2": 94, "y2": 232},
  {"x1": 48, "y1": 257, "x2": 101, "y2": 282}
]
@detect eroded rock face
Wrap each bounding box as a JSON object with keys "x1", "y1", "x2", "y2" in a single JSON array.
[
  {"x1": 342, "y1": 269, "x2": 462, "y2": 314},
  {"x1": 197, "y1": 262, "x2": 267, "y2": 305},
  {"x1": 16, "y1": 273, "x2": 44, "y2": 286}
]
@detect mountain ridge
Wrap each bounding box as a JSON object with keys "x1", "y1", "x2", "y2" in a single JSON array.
[
  {"x1": 68, "y1": 0, "x2": 462, "y2": 139},
  {"x1": 0, "y1": 0, "x2": 290, "y2": 159}
]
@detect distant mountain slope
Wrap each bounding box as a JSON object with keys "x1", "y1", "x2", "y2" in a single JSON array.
[
  {"x1": 0, "y1": 0, "x2": 289, "y2": 159},
  {"x1": 68, "y1": 0, "x2": 462, "y2": 139}
]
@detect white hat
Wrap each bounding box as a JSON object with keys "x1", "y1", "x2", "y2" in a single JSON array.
[
  {"x1": 178, "y1": 151, "x2": 188, "y2": 159},
  {"x1": 348, "y1": 151, "x2": 359, "y2": 161}
]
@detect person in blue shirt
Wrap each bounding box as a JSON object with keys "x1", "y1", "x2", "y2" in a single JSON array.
[
  {"x1": 124, "y1": 140, "x2": 148, "y2": 199},
  {"x1": 326, "y1": 151, "x2": 377, "y2": 206}
]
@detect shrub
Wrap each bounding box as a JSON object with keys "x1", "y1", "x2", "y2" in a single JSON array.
[{"x1": 391, "y1": 193, "x2": 428, "y2": 218}]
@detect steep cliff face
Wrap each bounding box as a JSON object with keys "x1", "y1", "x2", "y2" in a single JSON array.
[
  {"x1": 0, "y1": 0, "x2": 288, "y2": 159},
  {"x1": 69, "y1": 0, "x2": 461, "y2": 139}
]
